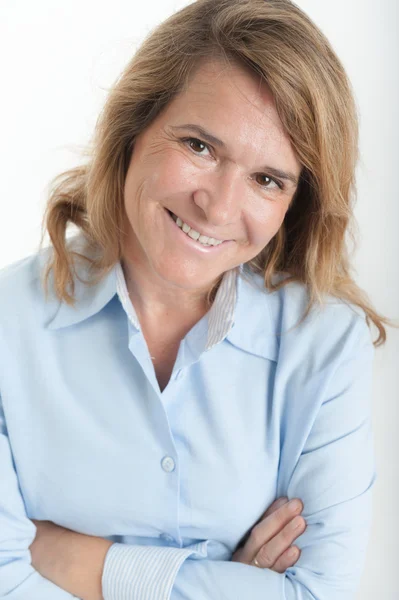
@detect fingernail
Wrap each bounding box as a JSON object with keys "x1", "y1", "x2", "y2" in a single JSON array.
[
  {"x1": 288, "y1": 498, "x2": 302, "y2": 512},
  {"x1": 275, "y1": 496, "x2": 289, "y2": 508}
]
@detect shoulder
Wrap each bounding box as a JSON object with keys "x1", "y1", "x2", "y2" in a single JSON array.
[
  {"x1": 0, "y1": 249, "x2": 44, "y2": 300},
  {"x1": 241, "y1": 269, "x2": 372, "y2": 366},
  {"x1": 0, "y1": 243, "x2": 59, "y2": 333},
  {"x1": 0, "y1": 233, "x2": 91, "y2": 319}
]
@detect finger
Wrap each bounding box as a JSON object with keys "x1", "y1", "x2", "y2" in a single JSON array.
[
  {"x1": 249, "y1": 497, "x2": 289, "y2": 535},
  {"x1": 251, "y1": 516, "x2": 306, "y2": 569},
  {"x1": 271, "y1": 546, "x2": 301, "y2": 574},
  {"x1": 261, "y1": 496, "x2": 289, "y2": 520},
  {"x1": 242, "y1": 499, "x2": 303, "y2": 562},
  {"x1": 253, "y1": 497, "x2": 289, "y2": 529}
]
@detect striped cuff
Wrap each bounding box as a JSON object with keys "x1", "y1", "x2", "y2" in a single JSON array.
[{"x1": 101, "y1": 541, "x2": 209, "y2": 600}]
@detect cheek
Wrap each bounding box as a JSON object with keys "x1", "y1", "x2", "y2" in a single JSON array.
[
  {"x1": 159, "y1": 153, "x2": 201, "y2": 197},
  {"x1": 123, "y1": 149, "x2": 184, "y2": 208},
  {"x1": 144, "y1": 151, "x2": 196, "y2": 200},
  {"x1": 248, "y1": 205, "x2": 287, "y2": 247},
  {"x1": 123, "y1": 176, "x2": 144, "y2": 223}
]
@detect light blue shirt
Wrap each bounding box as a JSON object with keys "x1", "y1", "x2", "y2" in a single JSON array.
[{"x1": 0, "y1": 234, "x2": 376, "y2": 599}]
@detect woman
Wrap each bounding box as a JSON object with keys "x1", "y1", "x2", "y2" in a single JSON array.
[{"x1": 0, "y1": 0, "x2": 391, "y2": 599}]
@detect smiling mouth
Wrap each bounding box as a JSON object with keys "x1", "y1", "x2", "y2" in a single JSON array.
[{"x1": 166, "y1": 209, "x2": 229, "y2": 245}]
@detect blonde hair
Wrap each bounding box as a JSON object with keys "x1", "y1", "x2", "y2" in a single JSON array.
[{"x1": 39, "y1": 0, "x2": 393, "y2": 346}]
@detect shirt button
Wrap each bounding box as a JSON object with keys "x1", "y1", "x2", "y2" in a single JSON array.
[
  {"x1": 160, "y1": 533, "x2": 175, "y2": 543},
  {"x1": 161, "y1": 456, "x2": 175, "y2": 472}
]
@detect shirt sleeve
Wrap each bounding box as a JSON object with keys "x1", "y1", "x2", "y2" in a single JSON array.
[
  {"x1": 102, "y1": 313, "x2": 376, "y2": 600},
  {"x1": 0, "y1": 394, "x2": 80, "y2": 599},
  {"x1": 102, "y1": 541, "x2": 209, "y2": 600}
]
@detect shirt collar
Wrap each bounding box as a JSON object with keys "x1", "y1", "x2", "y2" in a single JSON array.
[
  {"x1": 46, "y1": 262, "x2": 117, "y2": 331},
  {"x1": 115, "y1": 260, "x2": 239, "y2": 352},
  {"x1": 45, "y1": 237, "x2": 277, "y2": 361},
  {"x1": 225, "y1": 267, "x2": 278, "y2": 362}
]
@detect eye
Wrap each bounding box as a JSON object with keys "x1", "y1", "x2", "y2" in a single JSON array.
[
  {"x1": 254, "y1": 173, "x2": 283, "y2": 190},
  {"x1": 181, "y1": 137, "x2": 212, "y2": 157},
  {"x1": 180, "y1": 137, "x2": 284, "y2": 191}
]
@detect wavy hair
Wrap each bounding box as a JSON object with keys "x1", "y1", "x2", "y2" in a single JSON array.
[{"x1": 39, "y1": 0, "x2": 393, "y2": 346}]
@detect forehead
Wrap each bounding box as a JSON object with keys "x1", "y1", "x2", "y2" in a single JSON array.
[
  {"x1": 157, "y1": 58, "x2": 299, "y2": 169},
  {"x1": 181, "y1": 58, "x2": 279, "y2": 121}
]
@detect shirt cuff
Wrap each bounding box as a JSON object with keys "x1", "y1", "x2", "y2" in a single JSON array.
[{"x1": 101, "y1": 541, "x2": 209, "y2": 600}]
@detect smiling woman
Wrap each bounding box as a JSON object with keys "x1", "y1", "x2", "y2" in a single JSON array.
[
  {"x1": 0, "y1": 0, "x2": 395, "y2": 600},
  {"x1": 119, "y1": 57, "x2": 301, "y2": 320}
]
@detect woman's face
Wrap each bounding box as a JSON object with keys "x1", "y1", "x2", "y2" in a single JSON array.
[{"x1": 123, "y1": 58, "x2": 301, "y2": 296}]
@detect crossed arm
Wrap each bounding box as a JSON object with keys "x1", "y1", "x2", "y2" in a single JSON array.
[
  {"x1": 28, "y1": 495, "x2": 303, "y2": 599},
  {"x1": 2, "y1": 316, "x2": 376, "y2": 599}
]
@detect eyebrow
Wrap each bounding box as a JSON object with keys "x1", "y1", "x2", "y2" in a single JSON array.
[{"x1": 170, "y1": 123, "x2": 299, "y2": 186}]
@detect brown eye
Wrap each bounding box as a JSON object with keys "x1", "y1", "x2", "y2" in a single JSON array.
[
  {"x1": 255, "y1": 173, "x2": 282, "y2": 190},
  {"x1": 189, "y1": 139, "x2": 206, "y2": 153},
  {"x1": 181, "y1": 137, "x2": 211, "y2": 156}
]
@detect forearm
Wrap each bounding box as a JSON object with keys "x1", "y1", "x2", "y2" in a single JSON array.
[
  {"x1": 30, "y1": 521, "x2": 208, "y2": 600},
  {"x1": 31, "y1": 521, "x2": 113, "y2": 600},
  {"x1": 60, "y1": 531, "x2": 113, "y2": 600}
]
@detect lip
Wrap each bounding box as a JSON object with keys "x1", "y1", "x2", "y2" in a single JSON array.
[
  {"x1": 164, "y1": 208, "x2": 234, "y2": 254},
  {"x1": 167, "y1": 209, "x2": 232, "y2": 243}
]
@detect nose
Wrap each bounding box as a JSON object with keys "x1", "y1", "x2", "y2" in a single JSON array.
[{"x1": 193, "y1": 163, "x2": 242, "y2": 227}]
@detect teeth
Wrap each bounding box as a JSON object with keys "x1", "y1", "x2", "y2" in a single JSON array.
[
  {"x1": 188, "y1": 229, "x2": 200, "y2": 241},
  {"x1": 170, "y1": 211, "x2": 223, "y2": 246}
]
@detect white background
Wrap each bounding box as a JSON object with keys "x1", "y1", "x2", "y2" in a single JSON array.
[{"x1": 0, "y1": 1, "x2": 398, "y2": 597}]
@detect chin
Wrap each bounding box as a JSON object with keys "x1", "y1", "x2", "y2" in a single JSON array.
[{"x1": 152, "y1": 258, "x2": 216, "y2": 290}]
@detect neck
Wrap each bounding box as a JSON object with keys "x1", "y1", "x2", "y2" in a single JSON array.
[{"x1": 120, "y1": 257, "x2": 216, "y2": 325}]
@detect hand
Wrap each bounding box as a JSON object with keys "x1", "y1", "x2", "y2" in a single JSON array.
[{"x1": 231, "y1": 496, "x2": 306, "y2": 573}]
